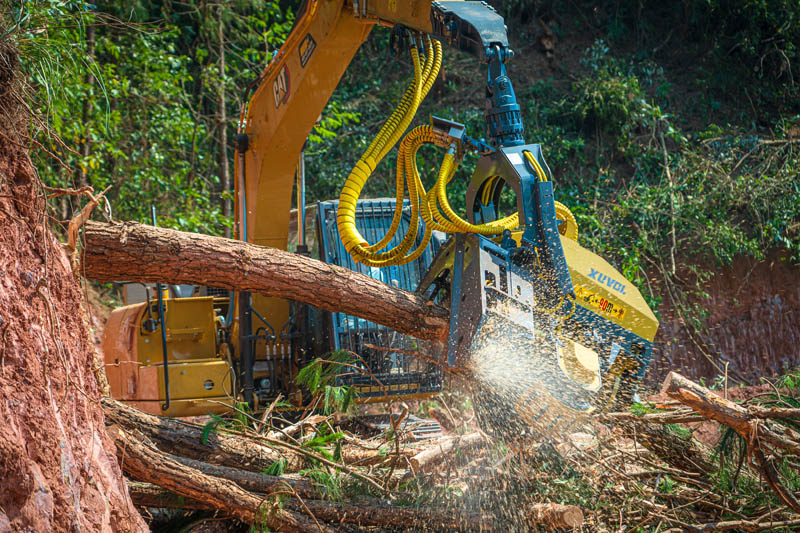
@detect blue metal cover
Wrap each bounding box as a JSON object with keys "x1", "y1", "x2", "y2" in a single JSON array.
[{"x1": 316, "y1": 199, "x2": 443, "y2": 397}]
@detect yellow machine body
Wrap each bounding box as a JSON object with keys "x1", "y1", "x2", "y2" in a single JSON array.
[{"x1": 103, "y1": 297, "x2": 234, "y2": 417}]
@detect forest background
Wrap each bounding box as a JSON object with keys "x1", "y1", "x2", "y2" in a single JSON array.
[{"x1": 4, "y1": 0, "x2": 800, "y2": 376}]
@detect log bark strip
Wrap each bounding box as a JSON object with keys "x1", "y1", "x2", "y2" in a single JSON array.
[
  {"x1": 127, "y1": 482, "x2": 584, "y2": 529},
  {"x1": 408, "y1": 432, "x2": 485, "y2": 473},
  {"x1": 167, "y1": 454, "x2": 316, "y2": 498},
  {"x1": 82, "y1": 221, "x2": 449, "y2": 340},
  {"x1": 110, "y1": 426, "x2": 330, "y2": 533},
  {"x1": 103, "y1": 398, "x2": 294, "y2": 472}
]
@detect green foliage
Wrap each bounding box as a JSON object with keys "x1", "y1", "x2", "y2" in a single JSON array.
[
  {"x1": 200, "y1": 401, "x2": 250, "y2": 442},
  {"x1": 9, "y1": 0, "x2": 297, "y2": 235},
  {"x1": 301, "y1": 467, "x2": 344, "y2": 502},
  {"x1": 262, "y1": 457, "x2": 287, "y2": 476},
  {"x1": 295, "y1": 350, "x2": 357, "y2": 414},
  {"x1": 657, "y1": 474, "x2": 676, "y2": 494}
]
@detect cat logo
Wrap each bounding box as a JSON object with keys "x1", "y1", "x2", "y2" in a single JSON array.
[
  {"x1": 298, "y1": 33, "x2": 316, "y2": 68},
  {"x1": 273, "y1": 64, "x2": 290, "y2": 108}
]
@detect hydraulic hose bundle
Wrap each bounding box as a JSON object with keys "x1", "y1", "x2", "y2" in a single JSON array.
[
  {"x1": 337, "y1": 36, "x2": 579, "y2": 267},
  {"x1": 337, "y1": 35, "x2": 440, "y2": 267}
]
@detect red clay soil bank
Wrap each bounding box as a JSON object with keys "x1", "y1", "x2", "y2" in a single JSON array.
[
  {"x1": 0, "y1": 45, "x2": 146, "y2": 532},
  {"x1": 650, "y1": 252, "x2": 800, "y2": 384}
]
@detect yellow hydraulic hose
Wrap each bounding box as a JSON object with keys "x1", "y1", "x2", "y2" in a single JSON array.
[
  {"x1": 338, "y1": 38, "x2": 442, "y2": 266},
  {"x1": 555, "y1": 201, "x2": 578, "y2": 240},
  {"x1": 337, "y1": 40, "x2": 579, "y2": 267}
]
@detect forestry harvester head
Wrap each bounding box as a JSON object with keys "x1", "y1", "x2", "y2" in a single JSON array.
[{"x1": 338, "y1": 3, "x2": 659, "y2": 438}]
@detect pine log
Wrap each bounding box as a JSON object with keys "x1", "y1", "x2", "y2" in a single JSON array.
[
  {"x1": 408, "y1": 432, "x2": 486, "y2": 473},
  {"x1": 102, "y1": 397, "x2": 298, "y2": 472},
  {"x1": 127, "y1": 482, "x2": 584, "y2": 529},
  {"x1": 81, "y1": 220, "x2": 449, "y2": 341},
  {"x1": 105, "y1": 398, "x2": 407, "y2": 472},
  {"x1": 338, "y1": 443, "x2": 417, "y2": 467},
  {"x1": 166, "y1": 454, "x2": 316, "y2": 497},
  {"x1": 110, "y1": 426, "x2": 330, "y2": 533}
]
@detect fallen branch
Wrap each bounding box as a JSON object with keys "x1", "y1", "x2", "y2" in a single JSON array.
[
  {"x1": 661, "y1": 372, "x2": 800, "y2": 457},
  {"x1": 663, "y1": 517, "x2": 800, "y2": 532},
  {"x1": 662, "y1": 371, "x2": 800, "y2": 513},
  {"x1": 110, "y1": 426, "x2": 329, "y2": 532},
  {"x1": 747, "y1": 406, "x2": 800, "y2": 420},
  {"x1": 82, "y1": 220, "x2": 449, "y2": 340},
  {"x1": 601, "y1": 409, "x2": 706, "y2": 424}
]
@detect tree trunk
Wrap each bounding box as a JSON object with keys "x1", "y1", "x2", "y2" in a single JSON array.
[
  {"x1": 0, "y1": 44, "x2": 146, "y2": 531},
  {"x1": 103, "y1": 398, "x2": 294, "y2": 471},
  {"x1": 217, "y1": 8, "x2": 231, "y2": 237},
  {"x1": 82, "y1": 221, "x2": 450, "y2": 341},
  {"x1": 77, "y1": 22, "x2": 95, "y2": 189},
  {"x1": 127, "y1": 482, "x2": 585, "y2": 530}
]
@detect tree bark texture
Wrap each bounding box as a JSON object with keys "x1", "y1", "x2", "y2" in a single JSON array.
[
  {"x1": 82, "y1": 221, "x2": 450, "y2": 341},
  {"x1": 102, "y1": 398, "x2": 292, "y2": 472},
  {"x1": 409, "y1": 432, "x2": 486, "y2": 473},
  {"x1": 127, "y1": 482, "x2": 584, "y2": 530},
  {"x1": 217, "y1": 8, "x2": 231, "y2": 235},
  {"x1": 166, "y1": 454, "x2": 316, "y2": 498},
  {"x1": 110, "y1": 425, "x2": 329, "y2": 533}
]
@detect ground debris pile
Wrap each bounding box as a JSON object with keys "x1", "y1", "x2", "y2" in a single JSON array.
[{"x1": 106, "y1": 367, "x2": 800, "y2": 532}]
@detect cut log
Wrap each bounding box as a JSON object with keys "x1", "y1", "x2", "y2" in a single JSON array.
[
  {"x1": 127, "y1": 482, "x2": 585, "y2": 530},
  {"x1": 166, "y1": 454, "x2": 316, "y2": 498},
  {"x1": 526, "y1": 503, "x2": 584, "y2": 529},
  {"x1": 102, "y1": 398, "x2": 296, "y2": 472},
  {"x1": 81, "y1": 221, "x2": 449, "y2": 340},
  {"x1": 110, "y1": 426, "x2": 330, "y2": 533},
  {"x1": 408, "y1": 432, "x2": 486, "y2": 473}
]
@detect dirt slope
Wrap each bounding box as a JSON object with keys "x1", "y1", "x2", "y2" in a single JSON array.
[
  {"x1": 0, "y1": 44, "x2": 146, "y2": 532},
  {"x1": 650, "y1": 252, "x2": 800, "y2": 384}
]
